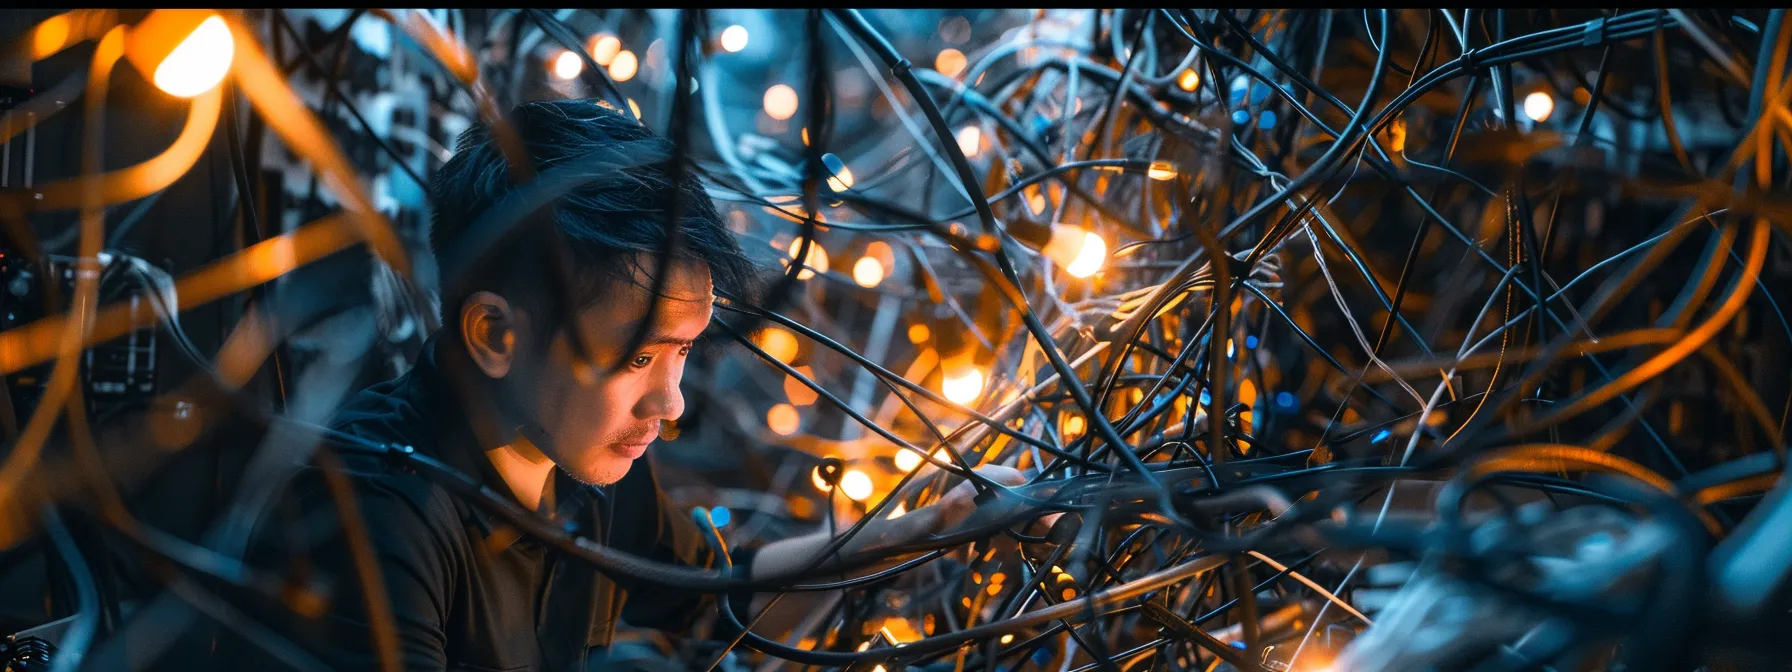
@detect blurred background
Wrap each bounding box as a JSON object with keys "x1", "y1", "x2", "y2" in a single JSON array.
[{"x1": 0, "y1": 8, "x2": 1790, "y2": 671}]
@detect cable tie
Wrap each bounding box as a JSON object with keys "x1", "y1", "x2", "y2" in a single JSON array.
[
  {"x1": 1583, "y1": 18, "x2": 1607, "y2": 47},
  {"x1": 817, "y1": 456, "x2": 845, "y2": 487},
  {"x1": 1460, "y1": 47, "x2": 1482, "y2": 72}
]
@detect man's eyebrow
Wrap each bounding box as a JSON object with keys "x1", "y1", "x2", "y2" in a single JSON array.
[{"x1": 614, "y1": 323, "x2": 696, "y2": 349}]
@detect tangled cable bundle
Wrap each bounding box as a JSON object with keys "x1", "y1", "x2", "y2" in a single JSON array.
[{"x1": 1, "y1": 8, "x2": 1790, "y2": 672}]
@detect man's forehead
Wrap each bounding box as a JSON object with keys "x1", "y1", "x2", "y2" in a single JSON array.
[
  {"x1": 582, "y1": 257, "x2": 715, "y2": 323},
  {"x1": 624, "y1": 255, "x2": 715, "y2": 300}
]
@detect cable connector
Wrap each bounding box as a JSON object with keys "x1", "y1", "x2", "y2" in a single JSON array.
[{"x1": 1582, "y1": 17, "x2": 1607, "y2": 47}]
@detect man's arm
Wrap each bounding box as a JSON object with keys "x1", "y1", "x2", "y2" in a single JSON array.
[
  {"x1": 745, "y1": 504, "x2": 944, "y2": 581},
  {"x1": 736, "y1": 465, "x2": 1029, "y2": 638}
]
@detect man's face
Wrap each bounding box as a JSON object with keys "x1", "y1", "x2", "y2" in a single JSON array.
[{"x1": 510, "y1": 258, "x2": 714, "y2": 485}]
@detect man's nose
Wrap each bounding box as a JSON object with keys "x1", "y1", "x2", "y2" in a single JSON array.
[{"x1": 636, "y1": 364, "x2": 686, "y2": 422}]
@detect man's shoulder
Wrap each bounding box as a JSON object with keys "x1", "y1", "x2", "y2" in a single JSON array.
[
  {"x1": 311, "y1": 362, "x2": 507, "y2": 560},
  {"x1": 245, "y1": 444, "x2": 469, "y2": 589},
  {"x1": 283, "y1": 451, "x2": 462, "y2": 542},
  {"x1": 330, "y1": 371, "x2": 428, "y2": 449}
]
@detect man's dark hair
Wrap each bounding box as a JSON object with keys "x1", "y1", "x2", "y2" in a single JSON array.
[{"x1": 429, "y1": 98, "x2": 755, "y2": 339}]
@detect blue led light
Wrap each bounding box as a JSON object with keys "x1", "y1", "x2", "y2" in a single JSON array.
[
  {"x1": 1277, "y1": 391, "x2": 1296, "y2": 409},
  {"x1": 821, "y1": 153, "x2": 847, "y2": 177},
  {"x1": 1231, "y1": 109, "x2": 1251, "y2": 126},
  {"x1": 709, "y1": 506, "x2": 731, "y2": 527},
  {"x1": 1372, "y1": 429, "x2": 1392, "y2": 443},
  {"x1": 1200, "y1": 390, "x2": 1212, "y2": 405},
  {"x1": 1257, "y1": 110, "x2": 1278, "y2": 130},
  {"x1": 1244, "y1": 335, "x2": 1259, "y2": 349},
  {"x1": 1229, "y1": 75, "x2": 1249, "y2": 105},
  {"x1": 1249, "y1": 82, "x2": 1271, "y2": 104}
]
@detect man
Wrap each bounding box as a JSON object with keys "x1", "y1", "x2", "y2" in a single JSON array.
[{"x1": 215, "y1": 99, "x2": 1018, "y2": 670}]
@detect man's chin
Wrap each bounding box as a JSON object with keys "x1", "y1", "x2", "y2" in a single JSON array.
[{"x1": 560, "y1": 458, "x2": 635, "y2": 487}]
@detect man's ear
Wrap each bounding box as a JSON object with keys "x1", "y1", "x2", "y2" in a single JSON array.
[{"x1": 460, "y1": 291, "x2": 519, "y2": 379}]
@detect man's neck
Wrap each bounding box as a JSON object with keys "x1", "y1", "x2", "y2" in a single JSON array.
[
  {"x1": 435, "y1": 338, "x2": 558, "y2": 512},
  {"x1": 487, "y1": 438, "x2": 557, "y2": 512}
]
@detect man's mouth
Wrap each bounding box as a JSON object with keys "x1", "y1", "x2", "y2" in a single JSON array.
[{"x1": 612, "y1": 437, "x2": 655, "y2": 458}]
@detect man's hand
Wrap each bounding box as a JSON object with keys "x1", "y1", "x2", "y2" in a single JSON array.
[
  {"x1": 745, "y1": 464, "x2": 1055, "y2": 637},
  {"x1": 870, "y1": 464, "x2": 1064, "y2": 548},
  {"x1": 752, "y1": 464, "x2": 1051, "y2": 584}
]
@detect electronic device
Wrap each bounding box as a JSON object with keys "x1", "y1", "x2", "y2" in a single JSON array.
[{"x1": 0, "y1": 251, "x2": 161, "y2": 424}]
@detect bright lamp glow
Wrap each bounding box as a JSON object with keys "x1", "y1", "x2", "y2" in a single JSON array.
[
  {"x1": 783, "y1": 367, "x2": 819, "y2": 406},
  {"x1": 852, "y1": 256, "x2": 885, "y2": 288},
  {"x1": 552, "y1": 50, "x2": 582, "y2": 80},
  {"x1": 1041, "y1": 225, "x2": 1108, "y2": 278},
  {"x1": 609, "y1": 50, "x2": 638, "y2": 81},
  {"x1": 764, "y1": 84, "x2": 799, "y2": 120},
  {"x1": 1523, "y1": 91, "x2": 1554, "y2": 122},
  {"x1": 720, "y1": 25, "x2": 749, "y2": 53},
  {"x1": 784, "y1": 238, "x2": 828, "y2": 280},
  {"x1": 840, "y1": 469, "x2": 874, "y2": 501},
  {"x1": 1177, "y1": 69, "x2": 1200, "y2": 92},
  {"x1": 894, "y1": 448, "x2": 945, "y2": 471},
  {"x1": 935, "y1": 48, "x2": 967, "y2": 78},
  {"x1": 894, "y1": 448, "x2": 923, "y2": 471},
  {"x1": 768, "y1": 403, "x2": 800, "y2": 436},
  {"x1": 1067, "y1": 231, "x2": 1107, "y2": 278},
  {"x1": 956, "y1": 126, "x2": 981, "y2": 157},
  {"x1": 1062, "y1": 414, "x2": 1086, "y2": 438},
  {"x1": 588, "y1": 34, "x2": 621, "y2": 65},
  {"x1": 754, "y1": 327, "x2": 799, "y2": 364},
  {"x1": 827, "y1": 166, "x2": 855, "y2": 192},
  {"x1": 941, "y1": 365, "x2": 985, "y2": 405},
  {"x1": 133, "y1": 13, "x2": 234, "y2": 98}
]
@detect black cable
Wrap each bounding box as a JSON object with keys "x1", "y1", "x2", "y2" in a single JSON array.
[
  {"x1": 220, "y1": 80, "x2": 291, "y2": 412},
  {"x1": 272, "y1": 11, "x2": 430, "y2": 192},
  {"x1": 831, "y1": 8, "x2": 1169, "y2": 501},
  {"x1": 43, "y1": 508, "x2": 98, "y2": 672},
  {"x1": 22, "y1": 8, "x2": 1792, "y2": 669}
]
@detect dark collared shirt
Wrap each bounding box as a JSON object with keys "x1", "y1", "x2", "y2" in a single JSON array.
[{"x1": 219, "y1": 340, "x2": 745, "y2": 671}]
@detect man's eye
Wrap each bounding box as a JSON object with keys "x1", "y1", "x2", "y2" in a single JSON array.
[
  {"x1": 631, "y1": 355, "x2": 653, "y2": 368},
  {"x1": 678, "y1": 345, "x2": 692, "y2": 357}
]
